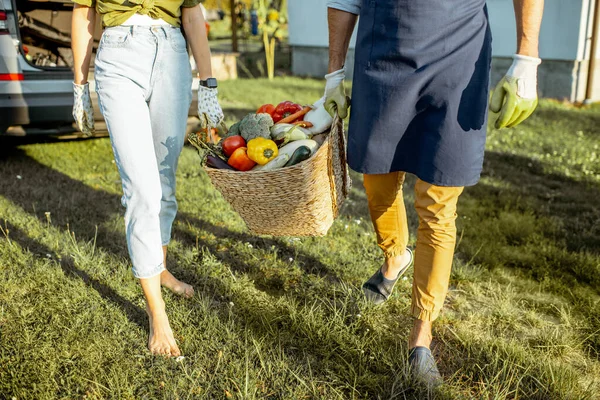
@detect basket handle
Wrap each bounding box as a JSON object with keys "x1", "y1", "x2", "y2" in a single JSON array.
[{"x1": 327, "y1": 115, "x2": 351, "y2": 217}]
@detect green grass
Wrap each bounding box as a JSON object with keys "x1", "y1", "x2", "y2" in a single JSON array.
[{"x1": 1, "y1": 77, "x2": 599, "y2": 399}]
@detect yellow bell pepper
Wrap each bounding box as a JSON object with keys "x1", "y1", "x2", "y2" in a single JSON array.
[{"x1": 247, "y1": 137, "x2": 279, "y2": 165}]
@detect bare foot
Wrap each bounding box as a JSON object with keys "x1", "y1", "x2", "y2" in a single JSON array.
[
  {"x1": 381, "y1": 250, "x2": 413, "y2": 280},
  {"x1": 160, "y1": 270, "x2": 195, "y2": 298},
  {"x1": 147, "y1": 305, "x2": 181, "y2": 357}
]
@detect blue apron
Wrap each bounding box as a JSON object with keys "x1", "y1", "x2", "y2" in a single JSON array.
[{"x1": 348, "y1": 0, "x2": 492, "y2": 187}]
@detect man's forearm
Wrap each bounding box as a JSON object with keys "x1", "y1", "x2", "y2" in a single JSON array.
[
  {"x1": 328, "y1": 8, "x2": 358, "y2": 73},
  {"x1": 513, "y1": 0, "x2": 544, "y2": 57},
  {"x1": 71, "y1": 5, "x2": 96, "y2": 84}
]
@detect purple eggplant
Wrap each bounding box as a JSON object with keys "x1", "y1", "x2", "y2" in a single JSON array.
[{"x1": 206, "y1": 155, "x2": 234, "y2": 170}]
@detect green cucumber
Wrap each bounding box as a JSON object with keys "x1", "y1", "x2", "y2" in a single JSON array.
[{"x1": 284, "y1": 146, "x2": 312, "y2": 167}]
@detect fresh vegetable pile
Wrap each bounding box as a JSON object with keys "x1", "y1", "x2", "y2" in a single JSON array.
[{"x1": 191, "y1": 99, "x2": 334, "y2": 172}]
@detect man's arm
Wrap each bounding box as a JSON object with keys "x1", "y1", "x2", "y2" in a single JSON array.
[
  {"x1": 327, "y1": 3, "x2": 359, "y2": 73},
  {"x1": 513, "y1": 0, "x2": 544, "y2": 57},
  {"x1": 489, "y1": 0, "x2": 544, "y2": 128},
  {"x1": 324, "y1": 1, "x2": 360, "y2": 117}
]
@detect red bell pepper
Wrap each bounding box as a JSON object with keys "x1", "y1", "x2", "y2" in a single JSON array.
[
  {"x1": 271, "y1": 101, "x2": 304, "y2": 123},
  {"x1": 227, "y1": 147, "x2": 256, "y2": 171},
  {"x1": 257, "y1": 104, "x2": 276, "y2": 116}
]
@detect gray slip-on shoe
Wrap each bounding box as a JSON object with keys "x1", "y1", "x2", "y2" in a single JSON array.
[
  {"x1": 408, "y1": 346, "x2": 443, "y2": 388},
  {"x1": 362, "y1": 248, "x2": 413, "y2": 305}
]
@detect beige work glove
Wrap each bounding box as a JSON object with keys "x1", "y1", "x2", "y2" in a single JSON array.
[
  {"x1": 72, "y1": 82, "x2": 95, "y2": 136},
  {"x1": 324, "y1": 67, "x2": 350, "y2": 119}
]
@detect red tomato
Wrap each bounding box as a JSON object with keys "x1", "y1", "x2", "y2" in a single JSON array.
[{"x1": 221, "y1": 135, "x2": 246, "y2": 157}]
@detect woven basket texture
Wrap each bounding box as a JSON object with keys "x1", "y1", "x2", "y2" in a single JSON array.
[{"x1": 205, "y1": 116, "x2": 351, "y2": 236}]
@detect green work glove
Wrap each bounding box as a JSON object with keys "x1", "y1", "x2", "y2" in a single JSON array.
[
  {"x1": 490, "y1": 54, "x2": 541, "y2": 129},
  {"x1": 324, "y1": 68, "x2": 350, "y2": 119}
]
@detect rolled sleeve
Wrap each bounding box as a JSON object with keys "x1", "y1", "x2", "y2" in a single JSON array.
[
  {"x1": 327, "y1": 0, "x2": 361, "y2": 15},
  {"x1": 72, "y1": 0, "x2": 96, "y2": 7},
  {"x1": 182, "y1": 0, "x2": 200, "y2": 8}
]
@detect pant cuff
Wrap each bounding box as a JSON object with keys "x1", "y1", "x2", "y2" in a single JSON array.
[
  {"x1": 410, "y1": 304, "x2": 441, "y2": 322},
  {"x1": 382, "y1": 246, "x2": 408, "y2": 259},
  {"x1": 133, "y1": 263, "x2": 166, "y2": 280}
]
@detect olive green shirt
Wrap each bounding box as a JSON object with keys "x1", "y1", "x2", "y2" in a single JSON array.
[{"x1": 72, "y1": 0, "x2": 201, "y2": 27}]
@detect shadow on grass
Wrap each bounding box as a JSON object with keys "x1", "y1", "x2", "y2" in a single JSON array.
[
  {"x1": 2, "y1": 138, "x2": 598, "y2": 397},
  {"x1": 339, "y1": 150, "x2": 599, "y2": 288},
  {"x1": 176, "y1": 214, "x2": 343, "y2": 283},
  {"x1": 3, "y1": 221, "x2": 147, "y2": 330},
  {"x1": 478, "y1": 151, "x2": 600, "y2": 253},
  {"x1": 0, "y1": 146, "x2": 418, "y2": 398}
]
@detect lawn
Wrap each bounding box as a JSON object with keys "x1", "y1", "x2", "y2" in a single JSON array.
[{"x1": 0, "y1": 77, "x2": 599, "y2": 399}]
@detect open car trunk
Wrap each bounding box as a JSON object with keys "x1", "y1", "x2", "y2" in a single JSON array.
[
  {"x1": 15, "y1": 0, "x2": 101, "y2": 69},
  {"x1": 4, "y1": 0, "x2": 196, "y2": 136}
]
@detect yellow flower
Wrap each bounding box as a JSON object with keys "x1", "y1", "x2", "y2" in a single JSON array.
[{"x1": 267, "y1": 9, "x2": 279, "y2": 22}]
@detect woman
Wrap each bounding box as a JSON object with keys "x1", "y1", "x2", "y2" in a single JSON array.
[{"x1": 71, "y1": 0, "x2": 224, "y2": 356}]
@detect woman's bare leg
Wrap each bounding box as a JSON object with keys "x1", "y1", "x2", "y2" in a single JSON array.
[
  {"x1": 140, "y1": 275, "x2": 180, "y2": 356},
  {"x1": 159, "y1": 246, "x2": 194, "y2": 298}
]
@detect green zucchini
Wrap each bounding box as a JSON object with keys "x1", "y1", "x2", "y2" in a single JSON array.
[
  {"x1": 252, "y1": 153, "x2": 290, "y2": 171},
  {"x1": 271, "y1": 124, "x2": 311, "y2": 145},
  {"x1": 284, "y1": 146, "x2": 312, "y2": 167},
  {"x1": 278, "y1": 139, "x2": 319, "y2": 159}
]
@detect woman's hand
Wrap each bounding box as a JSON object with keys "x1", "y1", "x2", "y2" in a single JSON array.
[
  {"x1": 197, "y1": 86, "x2": 224, "y2": 130},
  {"x1": 73, "y1": 82, "x2": 95, "y2": 136}
]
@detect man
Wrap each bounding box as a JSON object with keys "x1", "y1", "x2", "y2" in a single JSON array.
[{"x1": 325, "y1": 0, "x2": 544, "y2": 386}]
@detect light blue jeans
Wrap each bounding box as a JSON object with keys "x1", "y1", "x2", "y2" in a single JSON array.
[{"x1": 95, "y1": 25, "x2": 193, "y2": 279}]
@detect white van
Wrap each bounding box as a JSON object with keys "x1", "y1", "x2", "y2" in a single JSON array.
[
  {"x1": 0, "y1": 0, "x2": 201, "y2": 136},
  {"x1": 0, "y1": 0, "x2": 87, "y2": 135}
]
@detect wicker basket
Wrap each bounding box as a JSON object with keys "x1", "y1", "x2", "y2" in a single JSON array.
[{"x1": 204, "y1": 116, "x2": 351, "y2": 236}]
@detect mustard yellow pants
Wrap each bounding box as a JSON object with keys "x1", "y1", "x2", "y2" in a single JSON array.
[{"x1": 363, "y1": 172, "x2": 464, "y2": 322}]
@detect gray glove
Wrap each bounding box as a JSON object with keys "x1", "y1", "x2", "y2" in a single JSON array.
[
  {"x1": 72, "y1": 82, "x2": 95, "y2": 136},
  {"x1": 197, "y1": 86, "x2": 225, "y2": 131}
]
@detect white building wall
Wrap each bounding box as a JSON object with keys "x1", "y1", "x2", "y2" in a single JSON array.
[
  {"x1": 289, "y1": 0, "x2": 584, "y2": 60},
  {"x1": 488, "y1": 0, "x2": 584, "y2": 60},
  {"x1": 288, "y1": 0, "x2": 598, "y2": 100},
  {"x1": 288, "y1": 0, "x2": 356, "y2": 48}
]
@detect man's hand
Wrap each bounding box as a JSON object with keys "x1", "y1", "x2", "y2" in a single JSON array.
[
  {"x1": 324, "y1": 68, "x2": 350, "y2": 119},
  {"x1": 492, "y1": 0, "x2": 545, "y2": 129},
  {"x1": 489, "y1": 54, "x2": 541, "y2": 129},
  {"x1": 72, "y1": 82, "x2": 95, "y2": 136}
]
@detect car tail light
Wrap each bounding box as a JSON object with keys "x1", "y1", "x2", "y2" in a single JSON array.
[
  {"x1": 0, "y1": 11, "x2": 8, "y2": 35},
  {"x1": 0, "y1": 73, "x2": 24, "y2": 81}
]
